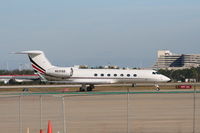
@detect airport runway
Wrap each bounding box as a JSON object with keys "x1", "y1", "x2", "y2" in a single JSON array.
[{"x1": 0, "y1": 90, "x2": 199, "y2": 133}]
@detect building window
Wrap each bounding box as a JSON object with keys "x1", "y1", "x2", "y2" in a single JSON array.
[{"x1": 94, "y1": 73, "x2": 98, "y2": 76}]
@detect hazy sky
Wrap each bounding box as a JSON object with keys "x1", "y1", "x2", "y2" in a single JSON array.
[{"x1": 0, "y1": 0, "x2": 200, "y2": 69}]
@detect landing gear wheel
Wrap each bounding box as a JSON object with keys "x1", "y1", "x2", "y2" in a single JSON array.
[
  {"x1": 87, "y1": 85, "x2": 94, "y2": 91},
  {"x1": 87, "y1": 87, "x2": 93, "y2": 91},
  {"x1": 80, "y1": 84, "x2": 87, "y2": 92},
  {"x1": 80, "y1": 87, "x2": 85, "y2": 92},
  {"x1": 132, "y1": 83, "x2": 136, "y2": 87},
  {"x1": 156, "y1": 87, "x2": 160, "y2": 91},
  {"x1": 155, "y1": 84, "x2": 160, "y2": 91},
  {"x1": 80, "y1": 84, "x2": 94, "y2": 92}
]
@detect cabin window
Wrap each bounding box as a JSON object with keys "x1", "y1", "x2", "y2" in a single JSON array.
[
  {"x1": 127, "y1": 74, "x2": 130, "y2": 77},
  {"x1": 152, "y1": 72, "x2": 156, "y2": 75},
  {"x1": 107, "y1": 74, "x2": 111, "y2": 77},
  {"x1": 133, "y1": 74, "x2": 137, "y2": 77},
  {"x1": 114, "y1": 74, "x2": 117, "y2": 77},
  {"x1": 120, "y1": 74, "x2": 124, "y2": 77},
  {"x1": 101, "y1": 74, "x2": 104, "y2": 76},
  {"x1": 94, "y1": 74, "x2": 98, "y2": 76}
]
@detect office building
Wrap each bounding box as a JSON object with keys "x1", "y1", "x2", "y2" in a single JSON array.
[{"x1": 154, "y1": 50, "x2": 200, "y2": 69}]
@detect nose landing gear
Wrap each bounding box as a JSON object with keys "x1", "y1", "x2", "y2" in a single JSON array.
[{"x1": 155, "y1": 84, "x2": 160, "y2": 91}]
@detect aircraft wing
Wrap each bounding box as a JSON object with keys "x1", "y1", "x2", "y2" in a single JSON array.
[{"x1": 47, "y1": 79, "x2": 117, "y2": 84}]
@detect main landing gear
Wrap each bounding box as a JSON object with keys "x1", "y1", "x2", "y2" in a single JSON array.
[{"x1": 80, "y1": 84, "x2": 94, "y2": 92}]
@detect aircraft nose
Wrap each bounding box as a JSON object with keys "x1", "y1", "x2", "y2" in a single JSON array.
[
  {"x1": 167, "y1": 79, "x2": 172, "y2": 82},
  {"x1": 163, "y1": 76, "x2": 171, "y2": 82}
]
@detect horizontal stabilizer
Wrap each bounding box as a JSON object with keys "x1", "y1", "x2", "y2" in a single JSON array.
[{"x1": 14, "y1": 50, "x2": 43, "y2": 55}]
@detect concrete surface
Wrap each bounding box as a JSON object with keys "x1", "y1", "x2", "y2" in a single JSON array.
[{"x1": 0, "y1": 90, "x2": 199, "y2": 133}]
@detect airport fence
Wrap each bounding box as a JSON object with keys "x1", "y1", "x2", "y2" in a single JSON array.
[
  {"x1": 0, "y1": 85, "x2": 199, "y2": 133},
  {"x1": 0, "y1": 95, "x2": 65, "y2": 133}
]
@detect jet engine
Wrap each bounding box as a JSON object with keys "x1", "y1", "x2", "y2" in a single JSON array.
[{"x1": 46, "y1": 67, "x2": 73, "y2": 78}]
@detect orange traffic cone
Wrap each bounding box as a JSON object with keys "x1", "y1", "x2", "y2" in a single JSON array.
[{"x1": 47, "y1": 120, "x2": 52, "y2": 133}]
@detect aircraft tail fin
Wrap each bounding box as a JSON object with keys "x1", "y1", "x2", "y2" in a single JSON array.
[{"x1": 15, "y1": 50, "x2": 53, "y2": 74}]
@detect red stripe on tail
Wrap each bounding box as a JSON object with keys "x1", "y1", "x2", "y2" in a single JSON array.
[{"x1": 32, "y1": 64, "x2": 45, "y2": 74}]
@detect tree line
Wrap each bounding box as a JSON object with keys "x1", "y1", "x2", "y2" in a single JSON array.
[
  {"x1": 0, "y1": 69, "x2": 34, "y2": 75},
  {"x1": 158, "y1": 67, "x2": 200, "y2": 82}
]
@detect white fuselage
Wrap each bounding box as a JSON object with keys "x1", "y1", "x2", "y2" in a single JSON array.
[{"x1": 44, "y1": 67, "x2": 170, "y2": 84}]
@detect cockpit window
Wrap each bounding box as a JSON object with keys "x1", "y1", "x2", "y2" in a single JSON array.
[{"x1": 152, "y1": 71, "x2": 160, "y2": 75}]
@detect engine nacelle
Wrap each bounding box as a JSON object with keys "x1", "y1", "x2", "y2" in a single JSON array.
[{"x1": 46, "y1": 67, "x2": 73, "y2": 78}]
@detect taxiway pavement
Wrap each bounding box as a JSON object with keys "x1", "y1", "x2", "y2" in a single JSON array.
[{"x1": 0, "y1": 90, "x2": 199, "y2": 133}]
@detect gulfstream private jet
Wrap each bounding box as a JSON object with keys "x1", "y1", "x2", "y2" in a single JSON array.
[{"x1": 16, "y1": 51, "x2": 170, "y2": 91}]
